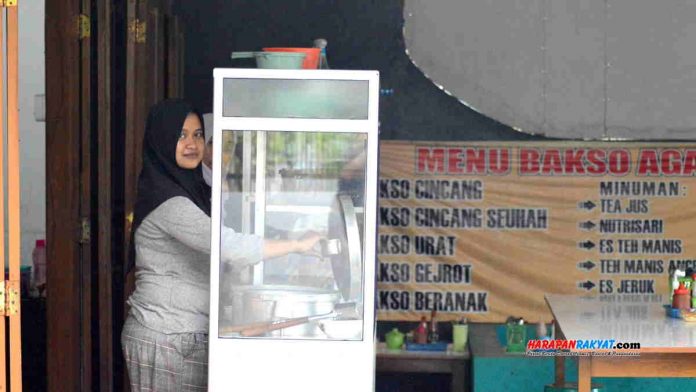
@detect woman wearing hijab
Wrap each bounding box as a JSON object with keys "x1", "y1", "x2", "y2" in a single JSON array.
[{"x1": 121, "y1": 100, "x2": 320, "y2": 391}]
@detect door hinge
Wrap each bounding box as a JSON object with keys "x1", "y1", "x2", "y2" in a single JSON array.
[
  {"x1": 0, "y1": 280, "x2": 19, "y2": 316},
  {"x1": 77, "y1": 14, "x2": 90, "y2": 40},
  {"x1": 80, "y1": 217, "x2": 91, "y2": 244},
  {"x1": 1, "y1": 0, "x2": 18, "y2": 8},
  {"x1": 128, "y1": 19, "x2": 146, "y2": 43}
]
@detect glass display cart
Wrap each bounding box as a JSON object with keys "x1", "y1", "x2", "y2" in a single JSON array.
[{"x1": 208, "y1": 68, "x2": 379, "y2": 391}]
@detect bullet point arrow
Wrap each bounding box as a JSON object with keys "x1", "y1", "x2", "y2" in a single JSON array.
[
  {"x1": 578, "y1": 221, "x2": 596, "y2": 231},
  {"x1": 576, "y1": 260, "x2": 596, "y2": 271},
  {"x1": 578, "y1": 200, "x2": 596, "y2": 211},
  {"x1": 577, "y1": 280, "x2": 596, "y2": 291},
  {"x1": 579, "y1": 240, "x2": 595, "y2": 250}
]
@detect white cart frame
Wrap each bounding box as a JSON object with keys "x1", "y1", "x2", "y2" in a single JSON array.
[{"x1": 209, "y1": 68, "x2": 379, "y2": 391}]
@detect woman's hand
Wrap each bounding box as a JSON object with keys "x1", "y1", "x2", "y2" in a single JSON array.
[
  {"x1": 294, "y1": 231, "x2": 323, "y2": 254},
  {"x1": 262, "y1": 232, "x2": 324, "y2": 259}
]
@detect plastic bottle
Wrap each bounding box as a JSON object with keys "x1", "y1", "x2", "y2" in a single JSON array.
[
  {"x1": 536, "y1": 320, "x2": 547, "y2": 340},
  {"x1": 452, "y1": 318, "x2": 468, "y2": 352},
  {"x1": 414, "y1": 316, "x2": 428, "y2": 344},
  {"x1": 691, "y1": 274, "x2": 696, "y2": 309},
  {"x1": 313, "y1": 38, "x2": 329, "y2": 69},
  {"x1": 428, "y1": 309, "x2": 439, "y2": 343},
  {"x1": 670, "y1": 269, "x2": 685, "y2": 302},
  {"x1": 32, "y1": 239, "x2": 46, "y2": 297},
  {"x1": 506, "y1": 318, "x2": 527, "y2": 353},
  {"x1": 672, "y1": 282, "x2": 690, "y2": 310}
]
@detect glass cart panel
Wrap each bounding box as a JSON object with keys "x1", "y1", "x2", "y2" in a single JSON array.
[
  {"x1": 217, "y1": 129, "x2": 367, "y2": 340},
  {"x1": 222, "y1": 78, "x2": 369, "y2": 119}
]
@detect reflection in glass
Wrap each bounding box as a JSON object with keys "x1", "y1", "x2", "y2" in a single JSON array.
[{"x1": 217, "y1": 130, "x2": 367, "y2": 340}]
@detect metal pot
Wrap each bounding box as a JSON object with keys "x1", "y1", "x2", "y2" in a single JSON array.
[{"x1": 224, "y1": 285, "x2": 340, "y2": 337}]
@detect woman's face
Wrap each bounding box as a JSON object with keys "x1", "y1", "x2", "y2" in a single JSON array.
[
  {"x1": 175, "y1": 113, "x2": 205, "y2": 169},
  {"x1": 203, "y1": 136, "x2": 213, "y2": 168}
]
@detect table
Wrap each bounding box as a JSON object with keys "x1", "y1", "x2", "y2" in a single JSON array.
[
  {"x1": 376, "y1": 342, "x2": 470, "y2": 392},
  {"x1": 545, "y1": 294, "x2": 696, "y2": 392}
]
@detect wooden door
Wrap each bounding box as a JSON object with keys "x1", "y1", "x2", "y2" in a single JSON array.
[
  {"x1": 122, "y1": 0, "x2": 184, "y2": 390},
  {"x1": 123, "y1": 0, "x2": 182, "y2": 294},
  {"x1": 78, "y1": 0, "x2": 93, "y2": 389},
  {"x1": 123, "y1": 0, "x2": 163, "y2": 253},
  {"x1": 46, "y1": 0, "x2": 113, "y2": 390},
  {"x1": 167, "y1": 15, "x2": 184, "y2": 98},
  {"x1": 47, "y1": 0, "x2": 184, "y2": 389},
  {"x1": 122, "y1": 0, "x2": 152, "y2": 311},
  {"x1": 96, "y1": 0, "x2": 115, "y2": 389},
  {"x1": 46, "y1": 0, "x2": 83, "y2": 390}
]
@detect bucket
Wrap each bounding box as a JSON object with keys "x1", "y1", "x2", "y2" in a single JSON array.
[
  {"x1": 263, "y1": 47, "x2": 320, "y2": 69},
  {"x1": 230, "y1": 51, "x2": 306, "y2": 69}
]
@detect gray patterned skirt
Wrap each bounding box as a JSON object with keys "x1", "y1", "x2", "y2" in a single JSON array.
[{"x1": 121, "y1": 316, "x2": 209, "y2": 391}]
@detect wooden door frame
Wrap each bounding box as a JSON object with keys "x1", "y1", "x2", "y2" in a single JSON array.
[
  {"x1": 78, "y1": 0, "x2": 93, "y2": 389},
  {"x1": 97, "y1": 0, "x2": 114, "y2": 390},
  {"x1": 5, "y1": 4, "x2": 22, "y2": 392}
]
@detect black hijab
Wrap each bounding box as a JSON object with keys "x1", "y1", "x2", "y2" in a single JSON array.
[{"x1": 127, "y1": 99, "x2": 211, "y2": 272}]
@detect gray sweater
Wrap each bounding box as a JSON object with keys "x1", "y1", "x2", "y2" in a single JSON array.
[{"x1": 127, "y1": 196, "x2": 263, "y2": 333}]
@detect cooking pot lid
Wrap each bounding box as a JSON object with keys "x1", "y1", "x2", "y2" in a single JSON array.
[{"x1": 328, "y1": 194, "x2": 363, "y2": 302}]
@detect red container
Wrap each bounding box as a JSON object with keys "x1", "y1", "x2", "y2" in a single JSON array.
[
  {"x1": 263, "y1": 47, "x2": 320, "y2": 69},
  {"x1": 673, "y1": 282, "x2": 691, "y2": 310}
]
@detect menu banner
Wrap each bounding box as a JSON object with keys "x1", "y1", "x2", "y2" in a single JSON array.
[{"x1": 377, "y1": 141, "x2": 695, "y2": 322}]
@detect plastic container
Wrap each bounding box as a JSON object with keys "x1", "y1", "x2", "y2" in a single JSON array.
[
  {"x1": 506, "y1": 318, "x2": 527, "y2": 353},
  {"x1": 317, "y1": 49, "x2": 329, "y2": 69},
  {"x1": 536, "y1": 320, "x2": 548, "y2": 339},
  {"x1": 428, "y1": 309, "x2": 439, "y2": 343},
  {"x1": 670, "y1": 269, "x2": 685, "y2": 302},
  {"x1": 230, "y1": 51, "x2": 306, "y2": 69},
  {"x1": 452, "y1": 323, "x2": 468, "y2": 352},
  {"x1": 664, "y1": 304, "x2": 682, "y2": 319},
  {"x1": 313, "y1": 38, "x2": 330, "y2": 69},
  {"x1": 385, "y1": 328, "x2": 404, "y2": 350},
  {"x1": 679, "y1": 276, "x2": 693, "y2": 291},
  {"x1": 405, "y1": 342, "x2": 448, "y2": 352},
  {"x1": 414, "y1": 316, "x2": 428, "y2": 344},
  {"x1": 672, "y1": 282, "x2": 690, "y2": 310},
  {"x1": 32, "y1": 239, "x2": 46, "y2": 296},
  {"x1": 263, "y1": 47, "x2": 320, "y2": 69}
]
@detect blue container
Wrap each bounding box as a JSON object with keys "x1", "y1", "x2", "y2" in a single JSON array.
[
  {"x1": 664, "y1": 304, "x2": 682, "y2": 319},
  {"x1": 405, "y1": 342, "x2": 449, "y2": 352}
]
